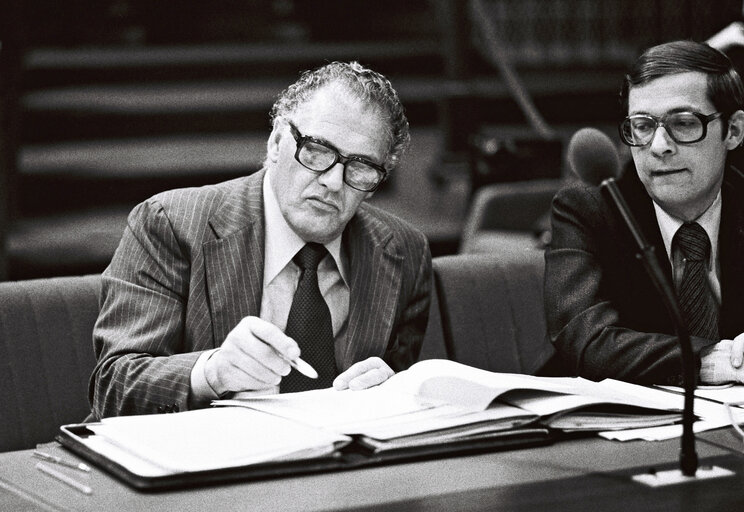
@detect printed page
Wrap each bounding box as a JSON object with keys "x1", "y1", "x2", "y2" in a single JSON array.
[
  {"x1": 381, "y1": 359, "x2": 582, "y2": 410},
  {"x1": 350, "y1": 403, "x2": 538, "y2": 440},
  {"x1": 503, "y1": 378, "x2": 682, "y2": 417},
  {"x1": 216, "y1": 360, "x2": 686, "y2": 438},
  {"x1": 86, "y1": 407, "x2": 349, "y2": 472},
  {"x1": 599, "y1": 386, "x2": 744, "y2": 441},
  {"x1": 655, "y1": 384, "x2": 744, "y2": 406},
  {"x1": 216, "y1": 359, "x2": 580, "y2": 431},
  {"x1": 218, "y1": 386, "x2": 442, "y2": 430}
]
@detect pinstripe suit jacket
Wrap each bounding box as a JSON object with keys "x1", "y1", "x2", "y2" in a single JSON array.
[{"x1": 90, "y1": 170, "x2": 432, "y2": 418}]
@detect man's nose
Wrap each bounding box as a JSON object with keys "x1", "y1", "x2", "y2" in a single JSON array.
[
  {"x1": 317, "y1": 162, "x2": 345, "y2": 191},
  {"x1": 649, "y1": 126, "x2": 677, "y2": 156}
]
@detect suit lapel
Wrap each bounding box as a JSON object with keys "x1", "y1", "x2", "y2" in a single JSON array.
[
  {"x1": 341, "y1": 207, "x2": 403, "y2": 370},
  {"x1": 203, "y1": 171, "x2": 266, "y2": 345}
]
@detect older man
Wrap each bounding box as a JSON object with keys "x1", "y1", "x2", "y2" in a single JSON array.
[
  {"x1": 546, "y1": 41, "x2": 744, "y2": 385},
  {"x1": 90, "y1": 62, "x2": 431, "y2": 418}
]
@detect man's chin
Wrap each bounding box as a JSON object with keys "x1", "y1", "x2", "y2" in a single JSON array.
[{"x1": 291, "y1": 219, "x2": 344, "y2": 244}]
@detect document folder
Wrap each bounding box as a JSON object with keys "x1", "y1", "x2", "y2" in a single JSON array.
[{"x1": 57, "y1": 421, "x2": 553, "y2": 491}]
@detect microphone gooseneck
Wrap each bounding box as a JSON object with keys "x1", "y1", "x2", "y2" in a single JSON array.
[{"x1": 568, "y1": 128, "x2": 699, "y2": 477}]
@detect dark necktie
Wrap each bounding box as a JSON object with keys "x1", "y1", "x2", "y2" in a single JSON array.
[
  {"x1": 674, "y1": 222, "x2": 719, "y2": 340},
  {"x1": 280, "y1": 243, "x2": 337, "y2": 392}
]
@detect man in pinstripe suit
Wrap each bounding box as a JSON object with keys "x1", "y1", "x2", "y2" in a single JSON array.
[{"x1": 90, "y1": 62, "x2": 432, "y2": 418}]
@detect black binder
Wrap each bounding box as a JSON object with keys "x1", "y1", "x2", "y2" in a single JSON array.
[{"x1": 57, "y1": 422, "x2": 554, "y2": 492}]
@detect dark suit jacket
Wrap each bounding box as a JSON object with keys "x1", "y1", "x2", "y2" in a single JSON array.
[
  {"x1": 90, "y1": 170, "x2": 432, "y2": 418},
  {"x1": 545, "y1": 165, "x2": 744, "y2": 384}
]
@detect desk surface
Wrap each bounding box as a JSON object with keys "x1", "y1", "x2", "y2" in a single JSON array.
[{"x1": 1, "y1": 429, "x2": 743, "y2": 512}]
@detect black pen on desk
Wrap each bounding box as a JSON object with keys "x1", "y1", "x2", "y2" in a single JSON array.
[
  {"x1": 36, "y1": 463, "x2": 93, "y2": 495},
  {"x1": 33, "y1": 450, "x2": 91, "y2": 472}
]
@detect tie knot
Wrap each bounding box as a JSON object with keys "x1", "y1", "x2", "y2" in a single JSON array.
[
  {"x1": 294, "y1": 243, "x2": 327, "y2": 271},
  {"x1": 674, "y1": 222, "x2": 710, "y2": 262}
]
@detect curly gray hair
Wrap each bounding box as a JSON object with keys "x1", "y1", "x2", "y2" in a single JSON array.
[{"x1": 270, "y1": 61, "x2": 410, "y2": 171}]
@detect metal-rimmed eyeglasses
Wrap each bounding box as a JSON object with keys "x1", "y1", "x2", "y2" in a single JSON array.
[
  {"x1": 619, "y1": 111, "x2": 723, "y2": 147},
  {"x1": 287, "y1": 121, "x2": 388, "y2": 192}
]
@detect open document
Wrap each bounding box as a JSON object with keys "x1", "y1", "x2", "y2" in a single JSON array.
[
  {"x1": 79, "y1": 407, "x2": 350, "y2": 475},
  {"x1": 215, "y1": 359, "x2": 683, "y2": 451},
  {"x1": 58, "y1": 360, "x2": 703, "y2": 490}
]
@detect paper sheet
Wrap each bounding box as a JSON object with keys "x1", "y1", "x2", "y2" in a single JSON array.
[
  {"x1": 220, "y1": 386, "x2": 442, "y2": 429},
  {"x1": 598, "y1": 383, "x2": 744, "y2": 442},
  {"x1": 87, "y1": 407, "x2": 349, "y2": 473}
]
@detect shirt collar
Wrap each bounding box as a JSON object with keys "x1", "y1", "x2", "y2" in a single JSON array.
[
  {"x1": 262, "y1": 172, "x2": 348, "y2": 286},
  {"x1": 653, "y1": 190, "x2": 721, "y2": 266}
]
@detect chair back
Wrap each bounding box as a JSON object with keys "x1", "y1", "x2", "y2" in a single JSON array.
[
  {"x1": 460, "y1": 179, "x2": 561, "y2": 253},
  {"x1": 0, "y1": 275, "x2": 101, "y2": 452},
  {"x1": 432, "y1": 250, "x2": 558, "y2": 374}
]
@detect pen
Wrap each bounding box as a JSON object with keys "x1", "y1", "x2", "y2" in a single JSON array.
[
  {"x1": 33, "y1": 450, "x2": 91, "y2": 472},
  {"x1": 287, "y1": 356, "x2": 319, "y2": 379},
  {"x1": 35, "y1": 463, "x2": 93, "y2": 495}
]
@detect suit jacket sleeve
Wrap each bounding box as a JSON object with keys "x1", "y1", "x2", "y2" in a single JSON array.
[
  {"x1": 90, "y1": 198, "x2": 202, "y2": 418},
  {"x1": 544, "y1": 182, "x2": 715, "y2": 385},
  {"x1": 385, "y1": 234, "x2": 432, "y2": 372}
]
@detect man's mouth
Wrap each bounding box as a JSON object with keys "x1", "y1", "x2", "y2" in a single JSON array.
[
  {"x1": 650, "y1": 168, "x2": 686, "y2": 177},
  {"x1": 307, "y1": 197, "x2": 339, "y2": 212}
]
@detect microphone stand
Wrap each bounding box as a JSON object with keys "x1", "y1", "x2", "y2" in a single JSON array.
[{"x1": 600, "y1": 178, "x2": 698, "y2": 477}]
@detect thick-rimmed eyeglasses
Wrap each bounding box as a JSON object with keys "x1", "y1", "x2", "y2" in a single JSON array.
[
  {"x1": 287, "y1": 122, "x2": 387, "y2": 192},
  {"x1": 619, "y1": 111, "x2": 723, "y2": 147}
]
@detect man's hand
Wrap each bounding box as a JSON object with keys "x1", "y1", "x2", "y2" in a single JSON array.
[
  {"x1": 204, "y1": 316, "x2": 299, "y2": 395},
  {"x1": 333, "y1": 357, "x2": 394, "y2": 390},
  {"x1": 700, "y1": 333, "x2": 744, "y2": 384},
  {"x1": 731, "y1": 332, "x2": 744, "y2": 369}
]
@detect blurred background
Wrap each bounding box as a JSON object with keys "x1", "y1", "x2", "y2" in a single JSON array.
[{"x1": 1, "y1": 0, "x2": 742, "y2": 280}]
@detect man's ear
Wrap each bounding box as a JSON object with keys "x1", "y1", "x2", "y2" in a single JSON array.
[
  {"x1": 266, "y1": 119, "x2": 286, "y2": 163},
  {"x1": 725, "y1": 109, "x2": 744, "y2": 150}
]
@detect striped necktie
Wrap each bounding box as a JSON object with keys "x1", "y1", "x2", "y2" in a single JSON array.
[{"x1": 674, "y1": 222, "x2": 719, "y2": 340}]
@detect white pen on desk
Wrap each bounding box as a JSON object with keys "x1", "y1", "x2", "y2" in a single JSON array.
[
  {"x1": 35, "y1": 462, "x2": 93, "y2": 495},
  {"x1": 33, "y1": 450, "x2": 91, "y2": 472},
  {"x1": 287, "y1": 357, "x2": 318, "y2": 379}
]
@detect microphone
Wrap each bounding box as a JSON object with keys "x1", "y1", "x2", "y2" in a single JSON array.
[
  {"x1": 568, "y1": 128, "x2": 699, "y2": 478},
  {"x1": 567, "y1": 127, "x2": 622, "y2": 186},
  {"x1": 567, "y1": 128, "x2": 648, "y2": 250}
]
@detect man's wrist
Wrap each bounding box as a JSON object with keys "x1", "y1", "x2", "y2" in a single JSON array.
[{"x1": 189, "y1": 348, "x2": 221, "y2": 406}]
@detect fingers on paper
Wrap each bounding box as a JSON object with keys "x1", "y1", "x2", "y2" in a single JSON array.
[
  {"x1": 333, "y1": 357, "x2": 394, "y2": 391},
  {"x1": 731, "y1": 332, "x2": 744, "y2": 369}
]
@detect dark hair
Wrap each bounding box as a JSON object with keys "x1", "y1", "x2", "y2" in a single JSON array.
[
  {"x1": 270, "y1": 61, "x2": 410, "y2": 171},
  {"x1": 621, "y1": 40, "x2": 744, "y2": 131}
]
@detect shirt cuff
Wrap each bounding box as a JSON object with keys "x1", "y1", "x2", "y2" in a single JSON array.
[
  {"x1": 699, "y1": 340, "x2": 736, "y2": 384},
  {"x1": 189, "y1": 348, "x2": 221, "y2": 405}
]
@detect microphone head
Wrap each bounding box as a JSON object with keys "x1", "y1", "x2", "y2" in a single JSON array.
[{"x1": 567, "y1": 127, "x2": 622, "y2": 186}]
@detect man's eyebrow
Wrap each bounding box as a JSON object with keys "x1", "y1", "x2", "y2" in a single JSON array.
[{"x1": 629, "y1": 106, "x2": 700, "y2": 116}]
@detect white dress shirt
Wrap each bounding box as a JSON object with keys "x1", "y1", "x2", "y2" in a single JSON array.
[{"x1": 190, "y1": 172, "x2": 350, "y2": 400}]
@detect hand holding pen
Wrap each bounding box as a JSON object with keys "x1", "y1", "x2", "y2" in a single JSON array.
[{"x1": 204, "y1": 316, "x2": 317, "y2": 395}]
